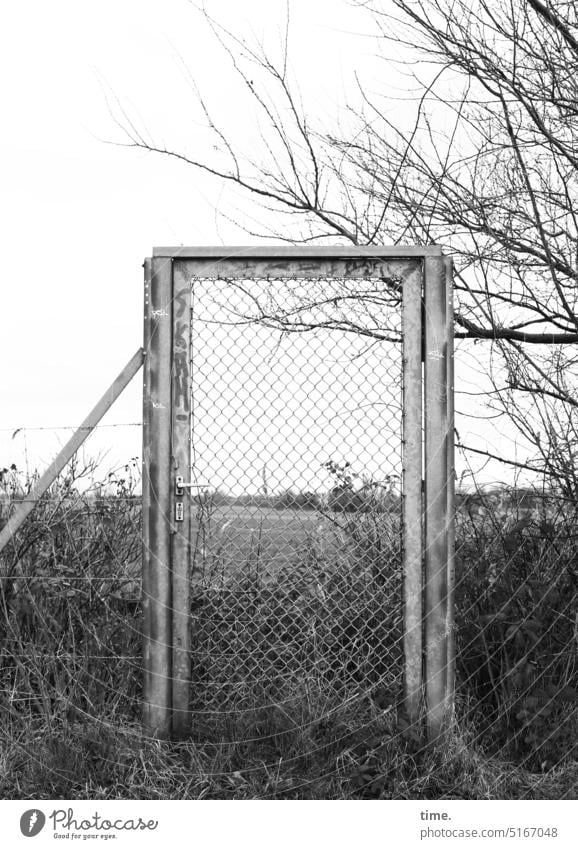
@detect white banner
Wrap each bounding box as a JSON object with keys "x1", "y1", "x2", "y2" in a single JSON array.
[{"x1": 0, "y1": 800, "x2": 575, "y2": 849}]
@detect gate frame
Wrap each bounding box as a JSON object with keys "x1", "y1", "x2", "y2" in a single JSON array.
[{"x1": 142, "y1": 246, "x2": 454, "y2": 741}]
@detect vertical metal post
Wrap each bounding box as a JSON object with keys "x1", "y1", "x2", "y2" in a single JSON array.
[
  {"x1": 142, "y1": 258, "x2": 152, "y2": 732},
  {"x1": 142, "y1": 257, "x2": 173, "y2": 738},
  {"x1": 424, "y1": 256, "x2": 449, "y2": 743},
  {"x1": 171, "y1": 264, "x2": 192, "y2": 736},
  {"x1": 444, "y1": 257, "x2": 455, "y2": 726},
  {"x1": 402, "y1": 264, "x2": 424, "y2": 730}
]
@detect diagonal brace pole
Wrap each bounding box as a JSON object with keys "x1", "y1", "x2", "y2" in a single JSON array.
[{"x1": 0, "y1": 348, "x2": 144, "y2": 565}]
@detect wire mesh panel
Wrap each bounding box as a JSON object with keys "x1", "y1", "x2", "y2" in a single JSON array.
[{"x1": 186, "y1": 270, "x2": 405, "y2": 743}]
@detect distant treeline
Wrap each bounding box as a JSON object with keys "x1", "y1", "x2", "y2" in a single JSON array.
[
  {"x1": 199, "y1": 485, "x2": 567, "y2": 513},
  {"x1": 197, "y1": 488, "x2": 401, "y2": 512},
  {"x1": 69, "y1": 485, "x2": 568, "y2": 514}
]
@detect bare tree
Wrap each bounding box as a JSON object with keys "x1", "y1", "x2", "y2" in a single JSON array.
[{"x1": 112, "y1": 0, "x2": 578, "y2": 491}]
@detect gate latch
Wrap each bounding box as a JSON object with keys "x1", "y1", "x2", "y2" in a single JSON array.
[{"x1": 175, "y1": 476, "x2": 210, "y2": 497}]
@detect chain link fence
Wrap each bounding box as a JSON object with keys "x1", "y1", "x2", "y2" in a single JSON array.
[
  {"x1": 187, "y1": 275, "x2": 405, "y2": 749},
  {"x1": 181, "y1": 270, "x2": 576, "y2": 791}
]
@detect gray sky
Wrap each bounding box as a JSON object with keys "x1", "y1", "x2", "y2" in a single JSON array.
[
  {"x1": 0, "y1": 0, "x2": 377, "y2": 479},
  {"x1": 0, "y1": 0, "x2": 526, "y2": 491}
]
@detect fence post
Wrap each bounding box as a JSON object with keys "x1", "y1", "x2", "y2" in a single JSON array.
[
  {"x1": 402, "y1": 264, "x2": 424, "y2": 729},
  {"x1": 424, "y1": 255, "x2": 449, "y2": 743},
  {"x1": 142, "y1": 257, "x2": 172, "y2": 738},
  {"x1": 444, "y1": 257, "x2": 456, "y2": 727},
  {"x1": 171, "y1": 263, "x2": 192, "y2": 737}
]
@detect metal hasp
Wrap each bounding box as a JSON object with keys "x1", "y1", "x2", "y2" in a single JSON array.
[{"x1": 142, "y1": 245, "x2": 455, "y2": 742}]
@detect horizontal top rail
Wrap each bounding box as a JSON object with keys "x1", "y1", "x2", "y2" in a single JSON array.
[{"x1": 151, "y1": 245, "x2": 444, "y2": 259}]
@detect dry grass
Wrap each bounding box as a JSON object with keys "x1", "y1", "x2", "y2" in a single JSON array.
[{"x1": 0, "y1": 469, "x2": 576, "y2": 799}]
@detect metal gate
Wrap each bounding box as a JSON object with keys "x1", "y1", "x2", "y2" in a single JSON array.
[{"x1": 142, "y1": 246, "x2": 454, "y2": 743}]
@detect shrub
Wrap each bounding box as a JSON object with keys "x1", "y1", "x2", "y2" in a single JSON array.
[{"x1": 454, "y1": 489, "x2": 577, "y2": 770}]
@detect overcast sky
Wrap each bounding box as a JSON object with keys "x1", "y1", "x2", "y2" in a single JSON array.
[
  {"x1": 0, "y1": 1, "x2": 371, "y2": 476},
  {"x1": 0, "y1": 0, "x2": 525, "y2": 490}
]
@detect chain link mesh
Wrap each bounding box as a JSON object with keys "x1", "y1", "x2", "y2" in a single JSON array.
[{"x1": 187, "y1": 276, "x2": 404, "y2": 744}]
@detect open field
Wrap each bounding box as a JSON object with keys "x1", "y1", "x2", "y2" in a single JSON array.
[
  {"x1": 189, "y1": 503, "x2": 398, "y2": 585},
  {"x1": 191, "y1": 504, "x2": 330, "y2": 581}
]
